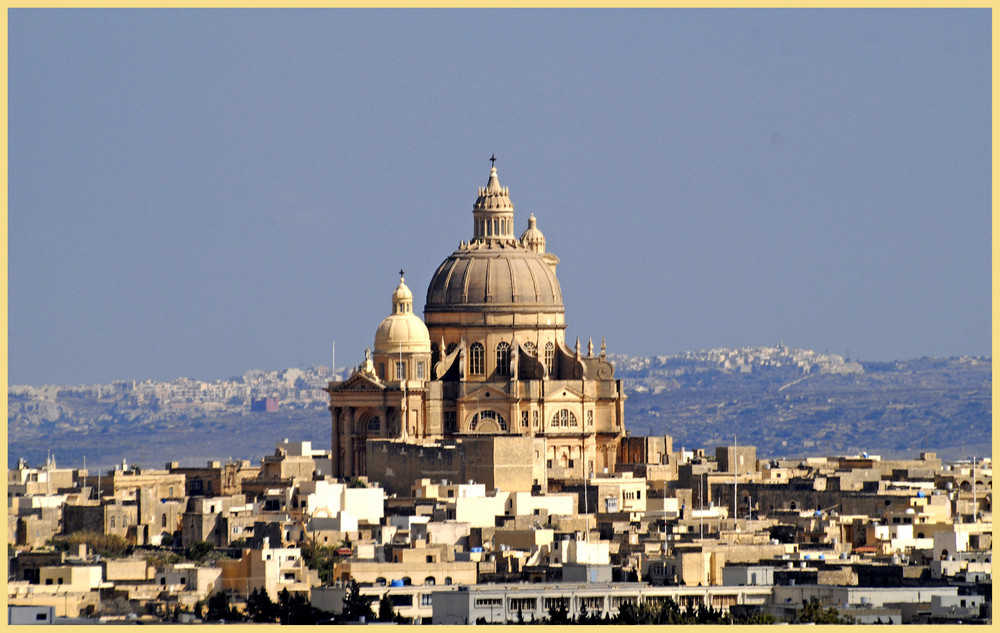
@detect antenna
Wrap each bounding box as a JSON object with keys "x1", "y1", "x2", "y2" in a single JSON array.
[
  {"x1": 734, "y1": 435, "x2": 738, "y2": 525},
  {"x1": 972, "y1": 456, "x2": 976, "y2": 523}
]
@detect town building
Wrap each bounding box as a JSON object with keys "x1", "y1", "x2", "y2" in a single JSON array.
[
  {"x1": 217, "y1": 537, "x2": 318, "y2": 601},
  {"x1": 431, "y1": 581, "x2": 774, "y2": 624}
]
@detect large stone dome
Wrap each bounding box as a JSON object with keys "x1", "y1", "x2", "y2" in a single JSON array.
[
  {"x1": 425, "y1": 246, "x2": 563, "y2": 314},
  {"x1": 425, "y1": 164, "x2": 564, "y2": 316}
]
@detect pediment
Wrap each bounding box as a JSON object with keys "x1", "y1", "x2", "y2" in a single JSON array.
[
  {"x1": 458, "y1": 384, "x2": 515, "y2": 403},
  {"x1": 333, "y1": 371, "x2": 386, "y2": 392},
  {"x1": 543, "y1": 383, "x2": 586, "y2": 401}
]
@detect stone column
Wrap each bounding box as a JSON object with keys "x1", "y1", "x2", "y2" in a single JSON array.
[
  {"x1": 330, "y1": 407, "x2": 341, "y2": 477},
  {"x1": 379, "y1": 406, "x2": 389, "y2": 439},
  {"x1": 345, "y1": 407, "x2": 355, "y2": 477}
]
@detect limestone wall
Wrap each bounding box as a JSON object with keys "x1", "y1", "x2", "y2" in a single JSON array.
[{"x1": 366, "y1": 436, "x2": 536, "y2": 496}]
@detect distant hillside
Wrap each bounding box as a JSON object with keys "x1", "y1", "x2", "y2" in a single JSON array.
[
  {"x1": 7, "y1": 350, "x2": 991, "y2": 470},
  {"x1": 619, "y1": 354, "x2": 990, "y2": 462}
]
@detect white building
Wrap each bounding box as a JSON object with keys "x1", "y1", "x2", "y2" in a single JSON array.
[
  {"x1": 930, "y1": 594, "x2": 986, "y2": 621},
  {"x1": 432, "y1": 582, "x2": 773, "y2": 624}
]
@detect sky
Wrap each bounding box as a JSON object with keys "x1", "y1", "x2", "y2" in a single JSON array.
[{"x1": 8, "y1": 9, "x2": 991, "y2": 386}]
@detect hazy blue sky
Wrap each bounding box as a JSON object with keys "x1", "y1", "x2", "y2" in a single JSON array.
[{"x1": 8, "y1": 9, "x2": 990, "y2": 386}]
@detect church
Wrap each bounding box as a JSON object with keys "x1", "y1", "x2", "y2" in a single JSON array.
[{"x1": 326, "y1": 160, "x2": 627, "y2": 491}]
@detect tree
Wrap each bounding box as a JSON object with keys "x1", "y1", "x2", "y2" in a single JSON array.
[
  {"x1": 732, "y1": 609, "x2": 777, "y2": 624},
  {"x1": 245, "y1": 587, "x2": 278, "y2": 623},
  {"x1": 546, "y1": 599, "x2": 570, "y2": 624},
  {"x1": 188, "y1": 540, "x2": 214, "y2": 561},
  {"x1": 204, "y1": 591, "x2": 242, "y2": 622},
  {"x1": 341, "y1": 579, "x2": 375, "y2": 623},
  {"x1": 301, "y1": 540, "x2": 339, "y2": 584},
  {"x1": 377, "y1": 592, "x2": 399, "y2": 622},
  {"x1": 277, "y1": 587, "x2": 316, "y2": 625},
  {"x1": 796, "y1": 599, "x2": 855, "y2": 624},
  {"x1": 612, "y1": 598, "x2": 735, "y2": 625},
  {"x1": 50, "y1": 532, "x2": 130, "y2": 558}
]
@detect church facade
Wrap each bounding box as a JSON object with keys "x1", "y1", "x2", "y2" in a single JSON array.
[{"x1": 326, "y1": 162, "x2": 626, "y2": 487}]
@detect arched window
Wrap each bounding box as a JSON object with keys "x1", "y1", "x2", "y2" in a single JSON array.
[
  {"x1": 446, "y1": 342, "x2": 458, "y2": 355},
  {"x1": 470, "y1": 342, "x2": 485, "y2": 375},
  {"x1": 544, "y1": 342, "x2": 555, "y2": 374},
  {"x1": 430, "y1": 343, "x2": 440, "y2": 369},
  {"x1": 110, "y1": 517, "x2": 116, "y2": 529},
  {"x1": 496, "y1": 341, "x2": 511, "y2": 376},
  {"x1": 470, "y1": 410, "x2": 507, "y2": 431},
  {"x1": 424, "y1": 577, "x2": 436, "y2": 586},
  {"x1": 523, "y1": 341, "x2": 537, "y2": 357},
  {"x1": 367, "y1": 416, "x2": 381, "y2": 433},
  {"x1": 553, "y1": 409, "x2": 577, "y2": 427},
  {"x1": 161, "y1": 514, "x2": 167, "y2": 528}
]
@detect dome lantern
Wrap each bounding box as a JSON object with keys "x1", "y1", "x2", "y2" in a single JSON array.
[
  {"x1": 392, "y1": 270, "x2": 414, "y2": 314},
  {"x1": 472, "y1": 158, "x2": 516, "y2": 243}
]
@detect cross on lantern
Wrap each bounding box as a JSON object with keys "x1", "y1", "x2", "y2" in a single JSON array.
[{"x1": 490, "y1": 154, "x2": 497, "y2": 167}]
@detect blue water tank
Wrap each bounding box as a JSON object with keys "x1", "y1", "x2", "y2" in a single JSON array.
[
  {"x1": 471, "y1": 547, "x2": 483, "y2": 553},
  {"x1": 390, "y1": 580, "x2": 404, "y2": 587}
]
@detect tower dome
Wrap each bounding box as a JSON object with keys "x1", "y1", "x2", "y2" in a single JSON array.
[
  {"x1": 519, "y1": 214, "x2": 546, "y2": 254},
  {"x1": 375, "y1": 273, "x2": 431, "y2": 354}
]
